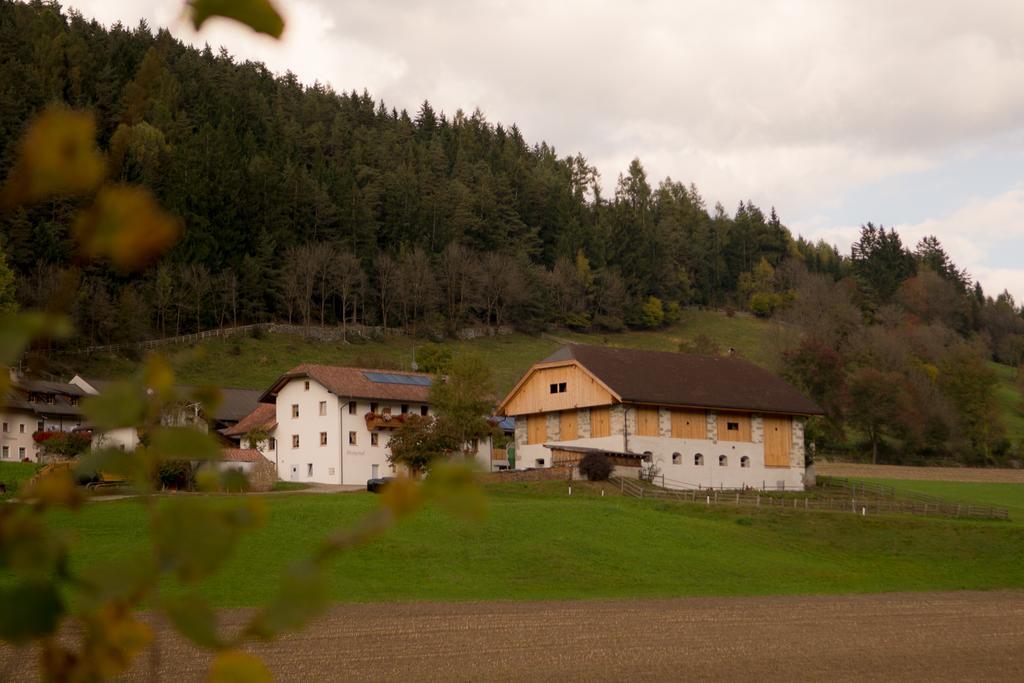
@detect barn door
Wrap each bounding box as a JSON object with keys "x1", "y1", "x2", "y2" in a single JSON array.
[{"x1": 763, "y1": 416, "x2": 792, "y2": 467}]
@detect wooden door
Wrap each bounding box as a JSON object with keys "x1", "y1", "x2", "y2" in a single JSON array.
[
  {"x1": 671, "y1": 409, "x2": 706, "y2": 439},
  {"x1": 559, "y1": 410, "x2": 578, "y2": 441},
  {"x1": 763, "y1": 416, "x2": 792, "y2": 467},
  {"x1": 637, "y1": 406, "x2": 660, "y2": 436},
  {"x1": 590, "y1": 407, "x2": 611, "y2": 437},
  {"x1": 527, "y1": 414, "x2": 547, "y2": 445}
]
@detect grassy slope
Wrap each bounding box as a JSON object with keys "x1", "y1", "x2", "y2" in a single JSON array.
[
  {"x1": 35, "y1": 486, "x2": 1024, "y2": 606},
  {"x1": 63, "y1": 310, "x2": 786, "y2": 395},
  {"x1": 992, "y1": 363, "x2": 1024, "y2": 444},
  {"x1": 56, "y1": 310, "x2": 1021, "y2": 441}
]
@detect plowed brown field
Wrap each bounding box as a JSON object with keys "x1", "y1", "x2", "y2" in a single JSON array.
[{"x1": 3, "y1": 591, "x2": 1023, "y2": 682}]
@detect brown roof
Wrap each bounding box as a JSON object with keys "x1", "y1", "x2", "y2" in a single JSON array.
[
  {"x1": 259, "y1": 364, "x2": 433, "y2": 404},
  {"x1": 221, "y1": 448, "x2": 267, "y2": 463},
  {"x1": 222, "y1": 403, "x2": 277, "y2": 437},
  {"x1": 533, "y1": 345, "x2": 822, "y2": 416},
  {"x1": 81, "y1": 378, "x2": 261, "y2": 423}
]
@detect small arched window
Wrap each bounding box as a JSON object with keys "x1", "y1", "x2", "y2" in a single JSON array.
[
  {"x1": 672, "y1": 452, "x2": 681, "y2": 465},
  {"x1": 740, "y1": 456, "x2": 750, "y2": 468},
  {"x1": 694, "y1": 453, "x2": 704, "y2": 466},
  {"x1": 719, "y1": 454, "x2": 728, "y2": 467}
]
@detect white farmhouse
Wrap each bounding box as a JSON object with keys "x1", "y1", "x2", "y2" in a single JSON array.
[
  {"x1": 497, "y1": 345, "x2": 823, "y2": 491},
  {"x1": 1, "y1": 374, "x2": 88, "y2": 462},
  {"x1": 228, "y1": 364, "x2": 493, "y2": 486}
]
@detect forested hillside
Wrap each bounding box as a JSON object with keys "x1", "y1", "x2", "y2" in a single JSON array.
[{"x1": 1, "y1": 1, "x2": 1023, "y2": 464}]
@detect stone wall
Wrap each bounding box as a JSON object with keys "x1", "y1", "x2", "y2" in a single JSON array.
[
  {"x1": 752, "y1": 414, "x2": 764, "y2": 444},
  {"x1": 247, "y1": 456, "x2": 278, "y2": 492},
  {"x1": 578, "y1": 408, "x2": 592, "y2": 438},
  {"x1": 658, "y1": 408, "x2": 672, "y2": 438},
  {"x1": 706, "y1": 411, "x2": 718, "y2": 441},
  {"x1": 545, "y1": 412, "x2": 560, "y2": 441},
  {"x1": 790, "y1": 418, "x2": 806, "y2": 469}
]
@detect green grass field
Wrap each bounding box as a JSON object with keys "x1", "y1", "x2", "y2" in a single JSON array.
[
  {"x1": 23, "y1": 482, "x2": 1024, "y2": 607},
  {"x1": 0, "y1": 461, "x2": 38, "y2": 499},
  {"x1": 854, "y1": 478, "x2": 1024, "y2": 525}
]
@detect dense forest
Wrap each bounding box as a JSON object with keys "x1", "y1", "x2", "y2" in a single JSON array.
[{"x1": 1, "y1": 1, "x2": 1023, "y2": 463}]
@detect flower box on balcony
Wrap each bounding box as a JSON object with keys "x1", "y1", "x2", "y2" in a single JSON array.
[{"x1": 364, "y1": 412, "x2": 408, "y2": 431}]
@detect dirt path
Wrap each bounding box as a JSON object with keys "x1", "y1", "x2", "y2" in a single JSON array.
[
  {"x1": 817, "y1": 462, "x2": 1024, "y2": 483},
  {"x1": 3, "y1": 591, "x2": 1024, "y2": 682}
]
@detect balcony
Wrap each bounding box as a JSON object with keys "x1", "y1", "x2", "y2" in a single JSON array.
[{"x1": 364, "y1": 412, "x2": 409, "y2": 431}]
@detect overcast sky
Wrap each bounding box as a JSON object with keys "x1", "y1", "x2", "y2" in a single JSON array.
[{"x1": 71, "y1": 0, "x2": 1024, "y2": 300}]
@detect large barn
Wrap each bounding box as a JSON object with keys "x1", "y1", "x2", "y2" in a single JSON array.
[{"x1": 497, "y1": 344, "x2": 823, "y2": 490}]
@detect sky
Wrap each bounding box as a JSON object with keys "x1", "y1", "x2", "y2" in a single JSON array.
[{"x1": 70, "y1": 0, "x2": 1024, "y2": 301}]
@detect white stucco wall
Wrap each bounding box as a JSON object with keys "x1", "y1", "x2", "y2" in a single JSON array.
[{"x1": 512, "y1": 406, "x2": 805, "y2": 490}]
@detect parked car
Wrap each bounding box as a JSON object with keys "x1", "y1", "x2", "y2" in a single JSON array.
[{"x1": 366, "y1": 476, "x2": 395, "y2": 493}]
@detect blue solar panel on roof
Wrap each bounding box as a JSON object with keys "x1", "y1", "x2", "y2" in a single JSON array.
[{"x1": 363, "y1": 371, "x2": 432, "y2": 386}]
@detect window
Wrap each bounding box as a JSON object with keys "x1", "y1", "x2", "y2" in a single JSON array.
[
  {"x1": 307, "y1": 463, "x2": 313, "y2": 477},
  {"x1": 320, "y1": 432, "x2": 327, "y2": 446},
  {"x1": 70, "y1": 397, "x2": 79, "y2": 406},
  {"x1": 304, "y1": 380, "x2": 310, "y2": 391},
  {"x1": 672, "y1": 452, "x2": 681, "y2": 465},
  {"x1": 19, "y1": 447, "x2": 26, "y2": 459},
  {"x1": 719, "y1": 455, "x2": 728, "y2": 467},
  {"x1": 1, "y1": 446, "x2": 7, "y2": 458},
  {"x1": 694, "y1": 453, "x2": 704, "y2": 466},
  {"x1": 371, "y1": 432, "x2": 379, "y2": 446},
  {"x1": 291, "y1": 404, "x2": 299, "y2": 418},
  {"x1": 348, "y1": 401, "x2": 357, "y2": 415},
  {"x1": 370, "y1": 402, "x2": 378, "y2": 414},
  {"x1": 319, "y1": 401, "x2": 327, "y2": 416},
  {"x1": 401, "y1": 404, "x2": 409, "y2": 414},
  {"x1": 558, "y1": 382, "x2": 566, "y2": 392},
  {"x1": 549, "y1": 382, "x2": 567, "y2": 394},
  {"x1": 549, "y1": 383, "x2": 558, "y2": 394},
  {"x1": 292, "y1": 434, "x2": 299, "y2": 448},
  {"x1": 740, "y1": 456, "x2": 750, "y2": 468},
  {"x1": 420, "y1": 405, "x2": 429, "y2": 416},
  {"x1": 2, "y1": 422, "x2": 7, "y2": 432},
  {"x1": 37, "y1": 421, "x2": 44, "y2": 432},
  {"x1": 727, "y1": 422, "x2": 739, "y2": 432},
  {"x1": 349, "y1": 431, "x2": 357, "y2": 445},
  {"x1": 19, "y1": 424, "x2": 25, "y2": 434},
  {"x1": 268, "y1": 437, "x2": 276, "y2": 450},
  {"x1": 535, "y1": 458, "x2": 545, "y2": 466}
]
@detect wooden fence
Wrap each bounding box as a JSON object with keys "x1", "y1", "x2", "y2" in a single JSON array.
[
  {"x1": 610, "y1": 476, "x2": 1009, "y2": 520},
  {"x1": 68, "y1": 322, "x2": 513, "y2": 355}
]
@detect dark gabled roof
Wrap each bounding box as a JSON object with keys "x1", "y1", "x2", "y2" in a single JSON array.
[
  {"x1": 541, "y1": 344, "x2": 822, "y2": 416},
  {"x1": 258, "y1": 364, "x2": 433, "y2": 404},
  {"x1": 222, "y1": 403, "x2": 277, "y2": 437}
]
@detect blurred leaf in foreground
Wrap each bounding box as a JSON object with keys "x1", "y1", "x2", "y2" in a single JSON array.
[
  {"x1": 189, "y1": 0, "x2": 285, "y2": 38},
  {"x1": 0, "y1": 107, "x2": 105, "y2": 208},
  {"x1": 208, "y1": 650, "x2": 272, "y2": 683},
  {"x1": 73, "y1": 185, "x2": 180, "y2": 271}
]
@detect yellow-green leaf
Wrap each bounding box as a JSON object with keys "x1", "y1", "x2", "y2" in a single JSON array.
[
  {"x1": 0, "y1": 580, "x2": 64, "y2": 644},
  {"x1": 149, "y1": 427, "x2": 222, "y2": 461},
  {"x1": 152, "y1": 499, "x2": 265, "y2": 581},
  {"x1": 72, "y1": 185, "x2": 181, "y2": 272},
  {"x1": 82, "y1": 381, "x2": 149, "y2": 431},
  {"x1": 0, "y1": 107, "x2": 105, "y2": 208},
  {"x1": 207, "y1": 651, "x2": 271, "y2": 683},
  {"x1": 163, "y1": 593, "x2": 223, "y2": 649},
  {"x1": 190, "y1": 0, "x2": 284, "y2": 38},
  {"x1": 245, "y1": 561, "x2": 327, "y2": 640}
]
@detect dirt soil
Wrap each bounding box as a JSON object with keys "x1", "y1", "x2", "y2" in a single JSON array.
[
  {"x1": 816, "y1": 462, "x2": 1024, "y2": 483},
  {"x1": 3, "y1": 591, "x2": 1023, "y2": 682}
]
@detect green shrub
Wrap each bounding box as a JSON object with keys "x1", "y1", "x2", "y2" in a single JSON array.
[{"x1": 579, "y1": 452, "x2": 613, "y2": 481}]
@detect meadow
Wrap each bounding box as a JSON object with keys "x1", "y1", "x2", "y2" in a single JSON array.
[{"x1": 15, "y1": 478, "x2": 1024, "y2": 607}]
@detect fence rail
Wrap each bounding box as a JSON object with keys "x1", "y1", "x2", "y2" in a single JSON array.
[
  {"x1": 610, "y1": 476, "x2": 1009, "y2": 520},
  {"x1": 67, "y1": 322, "x2": 514, "y2": 355}
]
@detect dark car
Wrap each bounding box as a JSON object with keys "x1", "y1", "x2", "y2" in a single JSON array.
[{"x1": 366, "y1": 476, "x2": 395, "y2": 493}]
